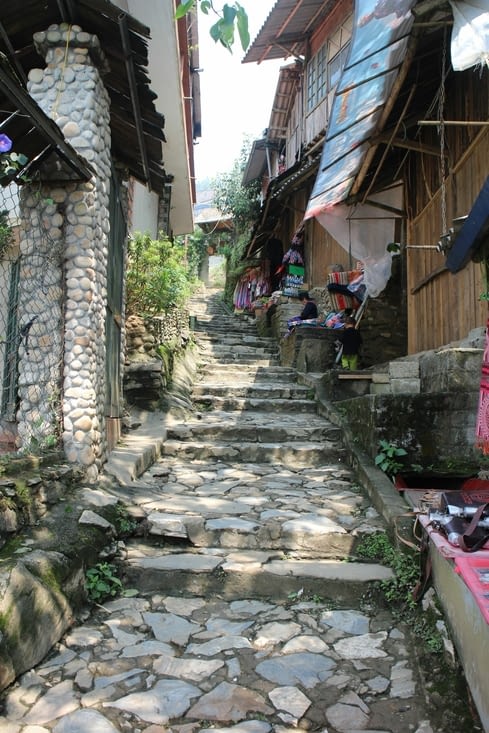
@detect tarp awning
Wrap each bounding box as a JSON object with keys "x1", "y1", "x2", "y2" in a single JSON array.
[
  {"x1": 305, "y1": 0, "x2": 417, "y2": 218},
  {"x1": 446, "y1": 175, "x2": 489, "y2": 274}
]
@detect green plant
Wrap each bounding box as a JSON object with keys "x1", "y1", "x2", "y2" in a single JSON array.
[
  {"x1": 85, "y1": 562, "x2": 123, "y2": 603},
  {"x1": 126, "y1": 232, "x2": 194, "y2": 317},
  {"x1": 375, "y1": 440, "x2": 408, "y2": 477},
  {"x1": 355, "y1": 532, "x2": 443, "y2": 653},
  {"x1": 114, "y1": 504, "x2": 137, "y2": 537},
  {"x1": 0, "y1": 133, "x2": 29, "y2": 182},
  {"x1": 175, "y1": 1, "x2": 250, "y2": 53},
  {"x1": 14, "y1": 481, "x2": 31, "y2": 508},
  {"x1": 0, "y1": 210, "x2": 13, "y2": 259}
]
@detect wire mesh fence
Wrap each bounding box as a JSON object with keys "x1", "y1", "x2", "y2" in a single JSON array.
[{"x1": 0, "y1": 180, "x2": 64, "y2": 451}]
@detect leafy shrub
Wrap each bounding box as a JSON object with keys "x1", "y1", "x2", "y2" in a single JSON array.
[
  {"x1": 375, "y1": 439, "x2": 408, "y2": 478},
  {"x1": 85, "y1": 562, "x2": 123, "y2": 603},
  {"x1": 126, "y1": 232, "x2": 194, "y2": 317}
]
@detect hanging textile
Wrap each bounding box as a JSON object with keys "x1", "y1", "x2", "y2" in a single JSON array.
[{"x1": 475, "y1": 315, "x2": 489, "y2": 454}]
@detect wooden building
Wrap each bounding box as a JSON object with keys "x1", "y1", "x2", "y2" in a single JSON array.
[{"x1": 243, "y1": 0, "x2": 489, "y2": 356}]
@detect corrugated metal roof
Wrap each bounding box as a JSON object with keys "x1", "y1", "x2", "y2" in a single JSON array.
[
  {"x1": 0, "y1": 0, "x2": 167, "y2": 192},
  {"x1": 194, "y1": 204, "x2": 233, "y2": 233},
  {"x1": 242, "y1": 139, "x2": 268, "y2": 186},
  {"x1": 243, "y1": 0, "x2": 340, "y2": 64}
]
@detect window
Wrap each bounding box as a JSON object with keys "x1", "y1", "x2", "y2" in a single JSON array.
[
  {"x1": 306, "y1": 18, "x2": 352, "y2": 112},
  {"x1": 307, "y1": 59, "x2": 317, "y2": 111},
  {"x1": 328, "y1": 43, "x2": 350, "y2": 90}
]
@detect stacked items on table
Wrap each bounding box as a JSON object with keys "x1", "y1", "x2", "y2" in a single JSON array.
[{"x1": 282, "y1": 262, "x2": 304, "y2": 297}]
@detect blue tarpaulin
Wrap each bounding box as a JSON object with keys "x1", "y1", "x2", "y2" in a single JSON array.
[
  {"x1": 305, "y1": 0, "x2": 417, "y2": 218},
  {"x1": 446, "y1": 175, "x2": 489, "y2": 273}
]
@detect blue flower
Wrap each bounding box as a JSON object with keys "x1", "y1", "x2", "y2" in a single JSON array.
[{"x1": 0, "y1": 134, "x2": 13, "y2": 153}]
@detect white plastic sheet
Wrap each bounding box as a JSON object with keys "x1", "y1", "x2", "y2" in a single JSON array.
[
  {"x1": 316, "y1": 184, "x2": 403, "y2": 298},
  {"x1": 449, "y1": 1, "x2": 489, "y2": 70}
]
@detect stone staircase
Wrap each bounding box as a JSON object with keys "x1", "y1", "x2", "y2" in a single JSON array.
[{"x1": 122, "y1": 289, "x2": 392, "y2": 599}]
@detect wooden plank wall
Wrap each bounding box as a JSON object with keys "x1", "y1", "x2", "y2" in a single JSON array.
[
  {"x1": 408, "y1": 129, "x2": 489, "y2": 353},
  {"x1": 307, "y1": 215, "x2": 356, "y2": 288}
]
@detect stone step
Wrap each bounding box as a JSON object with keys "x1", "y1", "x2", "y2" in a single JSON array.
[
  {"x1": 192, "y1": 384, "x2": 310, "y2": 399},
  {"x1": 193, "y1": 324, "x2": 258, "y2": 335},
  {"x1": 193, "y1": 315, "x2": 255, "y2": 325},
  {"x1": 198, "y1": 355, "x2": 279, "y2": 366},
  {"x1": 125, "y1": 543, "x2": 393, "y2": 600},
  {"x1": 192, "y1": 395, "x2": 318, "y2": 412},
  {"x1": 199, "y1": 344, "x2": 278, "y2": 357},
  {"x1": 161, "y1": 439, "x2": 345, "y2": 466},
  {"x1": 197, "y1": 334, "x2": 276, "y2": 348},
  {"x1": 196, "y1": 375, "x2": 299, "y2": 387},
  {"x1": 198, "y1": 365, "x2": 297, "y2": 380},
  {"x1": 167, "y1": 422, "x2": 342, "y2": 443}
]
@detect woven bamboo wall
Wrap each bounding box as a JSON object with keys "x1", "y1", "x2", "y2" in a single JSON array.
[{"x1": 408, "y1": 129, "x2": 489, "y2": 353}]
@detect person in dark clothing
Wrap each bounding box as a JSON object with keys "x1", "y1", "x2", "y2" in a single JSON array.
[
  {"x1": 298, "y1": 290, "x2": 318, "y2": 320},
  {"x1": 337, "y1": 315, "x2": 362, "y2": 370},
  {"x1": 286, "y1": 291, "x2": 318, "y2": 332}
]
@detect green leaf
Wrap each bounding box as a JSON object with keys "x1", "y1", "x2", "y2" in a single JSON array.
[
  {"x1": 222, "y1": 4, "x2": 237, "y2": 24},
  {"x1": 201, "y1": 0, "x2": 211, "y2": 13},
  {"x1": 236, "y1": 5, "x2": 250, "y2": 51},
  {"x1": 175, "y1": 0, "x2": 195, "y2": 20},
  {"x1": 209, "y1": 19, "x2": 223, "y2": 43}
]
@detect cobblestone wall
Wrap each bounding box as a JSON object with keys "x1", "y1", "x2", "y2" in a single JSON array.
[
  {"x1": 124, "y1": 307, "x2": 191, "y2": 410},
  {"x1": 16, "y1": 24, "x2": 112, "y2": 480}
]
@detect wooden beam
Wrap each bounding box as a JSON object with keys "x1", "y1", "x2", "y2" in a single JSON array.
[
  {"x1": 0, "y1": 59, "x2": 93, "y2": 181},
  {"x1": 361, "y1": 84, "x2": 417, "y2": 204},
  {"x1": 418, "y1": 120, "x2": 489, "y2": 126},
  {"x1": 118, "y1": 14, "x2": 151, "y2": 191},
  {"x1": 351, "y1": 33, "x2": 419, "y2": 198},
  {"x1": 373, "y1": 133, "x2": 442, "y2": 157}
]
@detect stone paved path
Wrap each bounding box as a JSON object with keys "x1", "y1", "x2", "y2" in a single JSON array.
[{"x1": 0, "y1": 289, "x2": 470, "y2": 732}]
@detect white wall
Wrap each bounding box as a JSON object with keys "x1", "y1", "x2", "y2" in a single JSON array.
[
  {"x1": 131, "y1": 181, "x2": 159, "y2": 239},
  {"x1": 116, "y1": 0, "x2": 195, "y2": 236}
]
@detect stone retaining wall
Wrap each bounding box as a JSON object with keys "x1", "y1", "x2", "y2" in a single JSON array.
[{"x1": 124, "y1": 307, "x2": 191, "y2": 410}]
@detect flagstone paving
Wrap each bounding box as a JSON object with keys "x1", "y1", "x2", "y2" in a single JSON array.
[{"x1": 0, "y1": 289, "x2": 477, "y2": 732}]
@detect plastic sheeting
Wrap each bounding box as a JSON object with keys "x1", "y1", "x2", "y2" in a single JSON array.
[
  {"x1": 316, "y1": 183, "x2": 403, "y2": 297},
  {"x1": 450, "y1": 0, "x2": 489, "y2": 70},
  {"x1": 305, "y1": 0, "x2": 416, "y2": 217}
]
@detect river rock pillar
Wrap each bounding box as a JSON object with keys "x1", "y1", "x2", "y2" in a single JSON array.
[{"x1": 17, "y1": 24, "x2": 112, "y2": 480}]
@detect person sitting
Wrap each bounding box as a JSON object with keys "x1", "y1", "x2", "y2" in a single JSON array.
[
  {"x1": 298, "y1": 290, "x2": 318, "y2": 320},
  {"x1": 287, "y1": 291, "x2": 318, "y2": 332}
]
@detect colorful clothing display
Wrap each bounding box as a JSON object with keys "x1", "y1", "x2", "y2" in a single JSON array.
[
  {"x1": 233, "y1": 262, "x2": 271, "y2": 311},
  {"x1": 476, "y1": 315, "x2": 489, "y2": 454}
]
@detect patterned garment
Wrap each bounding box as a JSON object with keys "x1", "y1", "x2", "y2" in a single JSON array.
[{"x1": 476, "y1": 316, "x2": 489, "y2": 454}]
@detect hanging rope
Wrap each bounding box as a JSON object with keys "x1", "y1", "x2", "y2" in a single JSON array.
[{"x1": 438, "y1": 27, "x2": 447, "y2": 236}]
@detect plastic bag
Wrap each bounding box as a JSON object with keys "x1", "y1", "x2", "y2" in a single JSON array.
[{"x1": 449, "y1": 0, "x2": 489, "y2": 70}]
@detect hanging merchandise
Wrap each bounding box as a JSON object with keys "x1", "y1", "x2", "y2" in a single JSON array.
[
  {"x1": 475, "y1": 314, "x2": 489, "y2": 454},
  {"x1": 280, "y1": 225, "x2": 305, "y2": 296},
  {"x1": 233, "y1": 263, "x2": 271, "y2": 311}
]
